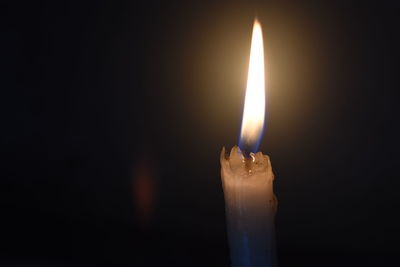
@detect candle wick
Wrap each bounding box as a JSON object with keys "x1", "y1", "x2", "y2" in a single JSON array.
[
  {"x1": 240, "y1": 144, "x2": 252, "y2": 158},
  {"x1": 238, "y1": 140, "x2": 256, "y2": 158}
]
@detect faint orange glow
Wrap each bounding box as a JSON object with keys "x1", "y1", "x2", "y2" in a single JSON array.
[{"x1": 133, "y1": 160, "x2": 157, "y2": 226}]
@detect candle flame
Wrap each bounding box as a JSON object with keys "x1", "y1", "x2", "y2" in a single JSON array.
[{"x1": 239, "y1": 19, "x2": 266, "y2": 153}]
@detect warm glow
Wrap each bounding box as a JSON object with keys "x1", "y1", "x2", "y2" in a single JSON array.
[{"x1": 239, "y1": 19, "x2": 265, "y2": 151}]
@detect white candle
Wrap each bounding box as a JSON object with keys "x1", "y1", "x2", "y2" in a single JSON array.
[
  {"x1": 220, "y1": 147, "x2": 276, "y2": 267},
  {"x1": 220, "y1": 19, "x2": 277, "y2": 267}
]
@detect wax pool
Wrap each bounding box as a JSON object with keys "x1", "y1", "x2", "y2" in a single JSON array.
[{"x1": 220, "y1": 146, "x2": 277, "y2": 267}]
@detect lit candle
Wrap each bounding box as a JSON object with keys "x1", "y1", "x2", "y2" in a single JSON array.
[{"x1": 220, "y1": 19, "x2": 277, "y2": 267}]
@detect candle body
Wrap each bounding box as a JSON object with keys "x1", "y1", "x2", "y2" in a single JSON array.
[{"x1": 220, "y1": 146, "x2": 277, "y2": 267}]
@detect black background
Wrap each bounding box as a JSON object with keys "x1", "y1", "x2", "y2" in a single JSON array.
[{"x1": 2, "y1": 0, "x2": 400, "y2": 266}]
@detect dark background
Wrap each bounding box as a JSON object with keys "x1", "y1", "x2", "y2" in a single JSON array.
[{"x1": 2, "y1": 0, "x2": 400, "y2": 266}]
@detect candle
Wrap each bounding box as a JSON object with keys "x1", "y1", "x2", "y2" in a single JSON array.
[{"x1": 220, "y1": 19, "x2": 277, "y2": 267}]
